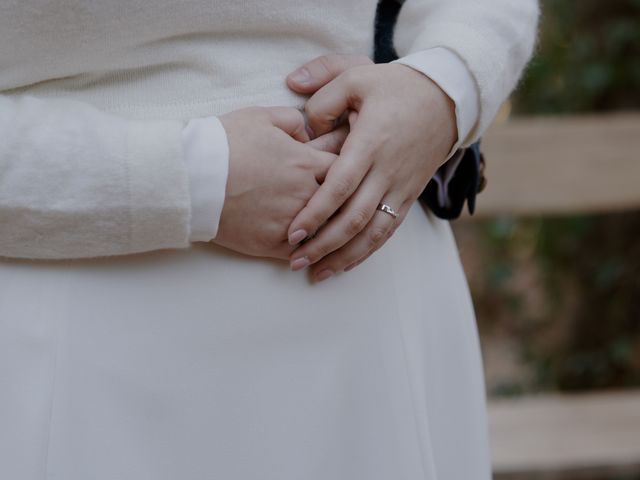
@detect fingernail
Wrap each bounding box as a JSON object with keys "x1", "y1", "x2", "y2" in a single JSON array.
[
  {"x1": 289, "y1": 67, "x2": 311, "y2": 85},
  {"x1": 290, "y1": 256, "x2": 310, "y2": 271},
  {"x1": 289, "y1": 229, "x2": 308, "y2": 245},
  {"x1": 315, "y1": 269, "x2": 334, "y2": 282}
]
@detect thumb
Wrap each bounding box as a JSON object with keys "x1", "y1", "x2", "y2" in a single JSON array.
[
  {"x1": 265, "y1": 106, "x2": 310, "y2": 142},
  {"x1": 304, "y1": 69, "x2": 364, "y2": 138},
  {"x1": 286, "y1": 54, "x2": 373, "y2": 95}
]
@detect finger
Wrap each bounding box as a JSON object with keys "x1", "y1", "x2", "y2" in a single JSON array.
[
  {"x1": 287, "y1": 111, "x2": 379, "y2": 244},
  {"x1": 273, "y1": 241, "x2": 297, "y2": 260},
  {"x1": 344, "y1": 200, "x2": 412, "y2": 272},
  {"x1": 304, "y1": 68, "x2": 365, "y2": 137},
  {"x1": 286, "y1": 54, "x2": 373, "y2": 95},
  {"x1": 308, "y1": 149, "x2": 338, "y2": 184},
  {"x1": 288, "y1": 172, "x2": 388, "y2": 268},
  {"x1": 342, "y1": 232, "x2": 391, "y2": 273},
  {"x1": 306, "y1": 194, "x2": 405, "y2": 281},
  {"x1": 266, "y1": 106, "x2": 310, "y2": 142},
  {"x1": 306, "y1": 124, "x2": 349, "y2": 154},
  {"x1": 349, "y1": 222, "x2": 396, "y2": 269},
  {"x1": 318, "y1": 198, "x2": 413, "y2": 281}
]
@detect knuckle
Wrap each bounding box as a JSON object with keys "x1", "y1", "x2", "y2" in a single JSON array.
[
  {"x1": 305, "y1": 104, "x2": 327, "y2": 128},
  {"x1": 341, "y1": 64, "x2": 369, "y2": 89},
  {"x1": 345, "y1": 209, "x2": 369, "y2": 236},
  {"x1": 388, "y1": 224, "x2": 400, "y2": 239},
  {"x1": 368, "y1": 225, "x2": 389, "y2": 248},
  {"x1": 308, "y1": 243, "x2": 332, "y2": 263},
  {"x1": 340, "y1": 67, "x2": 359, "y2": 89},
  {"x1": 330, "y1": 176, "x2": 354, "y2": 202},
  {"x1": 318, "y1": 54, "x2": 338, "y2": 75},
  {"x1": 387, "y1": 228, "x2": 396, "y2": 240},
  {"x1": 340, "y1": 250, "x2": 360, "y2": 267}
]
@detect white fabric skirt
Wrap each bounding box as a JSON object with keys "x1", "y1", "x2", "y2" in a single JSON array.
[{"x1": 0, "y1": 202, "x2": 491, "y2": 480}]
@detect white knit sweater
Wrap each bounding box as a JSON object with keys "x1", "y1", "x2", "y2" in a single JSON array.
[{"x1": 0, "y1": 0, "x2": 539, "y2": 259}]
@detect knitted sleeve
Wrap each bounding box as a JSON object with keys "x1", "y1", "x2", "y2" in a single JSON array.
[
  {"x1": 392, "y1": 0, "x2": 540, "y2": 144},
  {"x1": 0, "y1": 94, "x2": 192, "y2": 259}
]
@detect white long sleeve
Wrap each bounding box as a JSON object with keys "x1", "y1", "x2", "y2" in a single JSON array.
[
  {"x1": 182, "y1": 116, "x2": 229, "y2": 242},
  {"x1": 0, "y1": 0, "x2": 538, "y2": 260},
  {"x1": 182, "y1": 48, "x2": 478, "y2": 241},
  {"x1": 392, "y1": 0, "x2": 540, "y2": 144},
  {"x1": 0, "y1": 95, "x2": 192, "y2": 260},
  {"x1": 181, "y1": 48, "x2": 478, "y2": 240}
]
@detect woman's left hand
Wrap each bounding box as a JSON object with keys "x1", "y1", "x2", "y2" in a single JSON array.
[{"x1": 286, "y1": 54, "x2": 458, "y2": 281}]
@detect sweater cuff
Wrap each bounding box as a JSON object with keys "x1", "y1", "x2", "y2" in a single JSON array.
[
  {"x1": 391, "y1": 46, "x2": 480, "y2": 156},
  {"x1": 181, "y1": 116, "x2": 230, "y2": 242}
]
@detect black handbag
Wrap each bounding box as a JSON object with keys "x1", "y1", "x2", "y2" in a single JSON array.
[{"x1": 373, "y1": 0, "x2": 486, "y2": 219}]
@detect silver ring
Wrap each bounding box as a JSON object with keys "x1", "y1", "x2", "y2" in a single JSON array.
[{"x1": 376, "y1": 203, "x2": 399, "y2": 219}]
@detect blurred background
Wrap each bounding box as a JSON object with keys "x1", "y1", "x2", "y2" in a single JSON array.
[{"x1": 450, "y1": 0, "x2": 640, "y2": 478}]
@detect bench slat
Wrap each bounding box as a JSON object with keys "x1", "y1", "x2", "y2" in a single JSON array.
[
  {"x1": 489, "y1": 390, "x2": 640, "y2": 478},
  {"x1": 470, "y1": 114, "x2": 640, "y2": 217}
]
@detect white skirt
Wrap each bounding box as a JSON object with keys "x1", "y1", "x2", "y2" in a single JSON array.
[{"x1": 0, "y1": 202, "x2": 491, "y2": 480}]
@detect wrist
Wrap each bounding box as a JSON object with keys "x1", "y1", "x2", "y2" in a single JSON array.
[
  {"x1": 390, "y1": 47, "x2": 480, "y2": 153},
  {"x1": 389, "y1": 63, "x2": 457, "y2": 162}
]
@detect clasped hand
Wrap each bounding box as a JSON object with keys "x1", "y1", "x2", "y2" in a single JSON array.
[{"x1": 215, "y1": 54, "x2": 457, "y2": 282}]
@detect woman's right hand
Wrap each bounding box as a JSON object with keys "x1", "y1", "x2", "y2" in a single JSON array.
[{"x1": 213, "y1": 106, "x2": 343, "y2": 260}]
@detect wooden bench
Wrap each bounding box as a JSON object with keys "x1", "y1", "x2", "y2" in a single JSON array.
[
  {"x1": 465, "y1": 113, "x2": 640, "y2": 478},
  {"x1": 467, "y1": 113, "x2": 640, "y2": 217},
  {"x1": 489, "y1": 390, "x2": 640, "y2": 480}
]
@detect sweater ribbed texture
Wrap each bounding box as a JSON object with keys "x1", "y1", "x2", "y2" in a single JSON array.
[{"x1": 0, "y1": 0, "x2": 538, "y2": 259}]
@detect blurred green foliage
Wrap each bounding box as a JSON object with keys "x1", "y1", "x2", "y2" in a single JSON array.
[
  {"x1": 514, "y1": 0, "x2": 640, "y2": 113},
  {"x1": 475, "y1": 214, "x2": 640, "y2": 394},
  {"x1": 474, "y1": 0, "x2": 640, "y2": 395}
]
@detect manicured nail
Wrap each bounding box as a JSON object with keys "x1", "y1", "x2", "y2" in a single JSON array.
[
  {"x1": 290, "y1": 256, "x2": 310, "y2": 271},
  {"x1": 289, "y1": 229, "x2": 308, "y2": 245},
  {"x1": 315, "y1": 269, "x2": 334, "y2": 282},
  {"x1": 289, "y1": 67, "x2": 311, "y2": 85}
]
